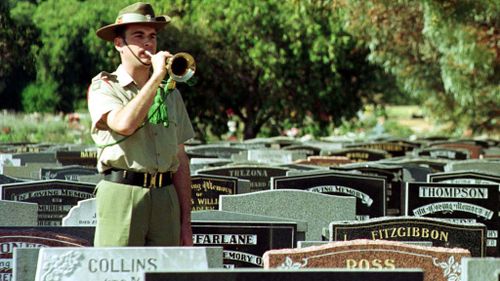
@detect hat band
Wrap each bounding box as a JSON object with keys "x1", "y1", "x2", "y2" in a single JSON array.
[{"x1": 116, "y1": 13, "x2": 155, "y2": 24}]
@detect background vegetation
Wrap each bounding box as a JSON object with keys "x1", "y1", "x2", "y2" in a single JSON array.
[{"x1": 1, "y1": 0, "x2": 498, "y2": 142}]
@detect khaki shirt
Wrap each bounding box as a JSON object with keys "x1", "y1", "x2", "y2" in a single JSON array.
[{"x1": 87, "y1": 65, "x2": 195, "y2": 173}]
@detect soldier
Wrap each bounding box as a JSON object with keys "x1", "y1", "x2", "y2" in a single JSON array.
[{"x1": 87, "y1": 2, "x2": 194, "y2": 246}]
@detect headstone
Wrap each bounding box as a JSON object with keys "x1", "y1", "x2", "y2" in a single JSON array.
[
  {"x1": 294, "y1": 156, "x2": 353, "y2": 167},
  {"x1": 12, "y1": 152, "x2": 57, "y2": 165},
  {"x1": 404, "y1": 182, "x2": 499, "y2": 257},
  {"x1": 428, "y1": 170, "x2": 500, "y2": 220},
  {"x1": 0, "y1": 200, "x2": 38, "y2": 226},
  {"x1": 321, "y1": 148, "x2": 389, "y2": 162},
  {"x1": 0, "y1": 226, "x2": 94, "y2": 280},
  {"x1": 55, "y1": 150, "x2": 98, "y2": 167},
  {"x1": 219, "y1": 189, "x2": 356, "y2": 240},
  {"x1": 193, "y1": 219, "x2": 297, "y2": 268},
  {"x1": 76, "y1": 173, "x2": 105, "y2": 184},
  {"x1": 2, "y1": 163, "x2": 61, "y2": 180},
  {"x1": 263, "y1": 239, "x2": 470, "y2": 281},
  {"x1": 40, "y1": 165, "x2": 98, "y2": 181},
  {"x1": 271, "y1": 171, "x2": 386, "y2": 220},
  {"x1": 0, "y1": 180, "x2": 96, "y2": 226},
  {"x1": 0, "y1": 174, "x2": 23, "y2": 185},
  {"x1": 0, "y1": 154, "x2": 21, "y2": 174},
  {"x1": 427, "y1": 142, "x2": 483, "y2": 159},
  {"x1": 283, "y1": 144, "x2": 321, "y2": 157},
  {"x1": 190, "y1": 158, "x2": 233, "y2": 174},
  {"x1": 245, "y1": 149, "x2": 307, "y2": 164},
  {"x1": 416, "y1": 147, "x2": 469, "y2": 160},
  {"x1": 380, "y1": 157, "x2": 449, "y2": 173},
  {"x1": 186, "y1": 144, "x2": 246, "y2": 159},
  {"x1": 329, "y1": 216, "x2": 487, "y2": 257},
  {"x1": 444, "y1": 159, "x2": 500, "y2": 174},
  {"x1": 331, "y1": 163, "x2": 404, "y2": 216},
  {"x1": 62, "y1": 198, "x2": 96, "y2": 226},
  {"x1": 191, "y1": 175, "x2": 249, "y2": 211},
  {"x1": 34, "y1": 247, "x2": 223, "y2": 281},
  {"x1": 344, "y1": 141, "x2": 419, "y2": 157},
  {"x1": 145, "y1": 269, "x2": 424, "y2": 281},
  {"x1": 461, "y1": 257, "x2": 500, "y2": 281},
  {"x1": 197, "y1": 165, "x2": 289, "y2": 192},
  {"x1": 192, "y1": 210, "x2": 308, "y2": 241}
]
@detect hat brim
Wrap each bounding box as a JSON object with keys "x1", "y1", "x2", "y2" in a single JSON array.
[{"x1": 96, "y1": 15, "x2": 171, "y2": 42}]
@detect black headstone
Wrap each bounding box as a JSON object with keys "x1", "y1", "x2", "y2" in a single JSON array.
[
  {"x1": 191, "y1": 175, "x2": 238, "y2": 211},
  {"x1": 0, "y1": 180, "x2": 96, "y2": 226},
  {"x1": 55, "y1": 150, "x2": 98, "y2": 167},
  {"x1": 198, "y1": 166, "x2": 289, "y2": 192},
  {"x1": 192, "y1": 221, "x2": 296, "y2": 268},
  {"x1": 404, "y1": 182, "x2": 499, "y2": 257},
  {"x1": 0, "y1": 226, "x2": 94, "y2": 280},
  {"x1": 330, "y1": 216, "x2": 487, "y2": 257},
  {"x1": 145, "y1": 269, "x2": 424, "y2": 281},
  {"x1": 272, "y1": 171, "x2": 386, "y2": 220}
]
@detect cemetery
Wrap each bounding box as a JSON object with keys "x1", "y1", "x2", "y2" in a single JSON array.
[
  {"x1": 0, "y1": 137, "x2": 498, "y2": 281},
  {"x1": 1, "y1": 1, "x2": 498, "y2": 280}
]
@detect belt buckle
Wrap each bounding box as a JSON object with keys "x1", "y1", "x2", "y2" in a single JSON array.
[{"x1": 148, "y1": 173, "x2": 161, "y2": 188}]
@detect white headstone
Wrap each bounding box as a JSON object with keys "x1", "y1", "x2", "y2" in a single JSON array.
[
  {"x1": 35, "y1": 247, "x2": 223, "y2": 281},
  {"x1": 62, "y1": 198, "x2": 96, "y2": 226}
]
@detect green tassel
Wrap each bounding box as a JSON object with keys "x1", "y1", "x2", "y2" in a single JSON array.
[{"x1": 147, "y1": 80, "x2": 171, "y2": 127}]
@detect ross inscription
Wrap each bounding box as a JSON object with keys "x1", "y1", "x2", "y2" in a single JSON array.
[
  {"x1": 419, "y1": 186, "x2": 488, "y2": 199},
  {"x1": 346, "y1": 259, "x2": 396, "y2": 269},
  {"x1": 371, "y1": 227, "x2": 449, "y2": 242}
]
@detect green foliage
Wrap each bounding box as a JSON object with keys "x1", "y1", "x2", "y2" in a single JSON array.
[
  {"x1": 341, "y1": 0, "x2": 499, "y2": 135},
  {"x1": 21, "y1": 80, "x2": 60, "y2": 113},
  {"x1": 0, "y1": 0, "x2": 38, "y2": 110}
]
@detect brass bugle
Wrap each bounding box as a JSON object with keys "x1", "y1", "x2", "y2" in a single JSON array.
[{"x1": 145, "y1": 51, "x2": 196, "y2": 82}]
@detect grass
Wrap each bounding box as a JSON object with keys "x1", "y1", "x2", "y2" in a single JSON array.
[{"x1": 0, "y1": 110, "x2": 93, "y2": 145}]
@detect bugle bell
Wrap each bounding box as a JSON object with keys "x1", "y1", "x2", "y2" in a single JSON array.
[{"x1": 167, "y1": 52, "x2": 196, "y2": 83}]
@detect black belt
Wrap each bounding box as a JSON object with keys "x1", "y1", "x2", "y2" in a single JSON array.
[{"x1": 103, "y1": 169, "x2": 172, "y2": 188}]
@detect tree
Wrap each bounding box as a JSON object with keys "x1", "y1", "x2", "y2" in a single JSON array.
[
  {"x1": 340, "y1": 0, "x2": 499, "y2": 135},
  {"x1": 0, "y1": 0, "x2": 38, "y2": 110},
  {"x1": 174, "y1": 0, "x2": 398, "y2": 139}
]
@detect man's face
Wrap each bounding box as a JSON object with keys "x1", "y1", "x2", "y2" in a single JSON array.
[{"x1": 118, "y1": 24, "x2": 157, "y2": 66}]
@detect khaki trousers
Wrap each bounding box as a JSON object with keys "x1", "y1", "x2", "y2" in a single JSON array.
[{"x1": 93, "y1": 180, "x2": 180, "y2": 246}]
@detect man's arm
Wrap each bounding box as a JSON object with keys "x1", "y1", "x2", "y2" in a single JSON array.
[
  {"x1": 105, "y1": 51, "x2": 170, "y2": 136},
  {"x1": 172, "y1": 144, "x2": 193, "y2": 246}
]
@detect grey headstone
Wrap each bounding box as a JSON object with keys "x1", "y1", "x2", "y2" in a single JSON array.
[
  {"x1": 186, "y1": 144, "x2": 246, "y2": 159},
  {"x1": 244, "y1": 149, "x2": 307, "y2": 164},
  {"x1": 2, "y1": 163, "x2": 61, "y2": 180},
  {"x1": 219, "y1": 189, "x2": 356, "y2": 240},
  {"x1": 444, "y1": 159, "x2": 500, "y2": 174},
  {"x1": 461, "y1": 257, "x2": 500, "y2": 281},
  {"x1": 62, "y1": 198, "x2": 96, "y2": 226},
  {"x1": 0, "y1": 200, "x2": 38, "y2": 226},
  {"x1": 40, "y1": 165, "x2": 98, "y2": 181},
  {"x1": 13, "y1": 248, "x2": 40, "y2": 281},
  {"x1": 192, "y1": 210, "x2": 307, "y2": 239},
  {"x1": 190, "y1": 158, "x2": 233, "y2": 174},
  {"x1": 34, "y1": 247, "x2": 223, "y2": 281},
  {"x1": 12, "y1": 152, "x2": 57, "y2": 165}
]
